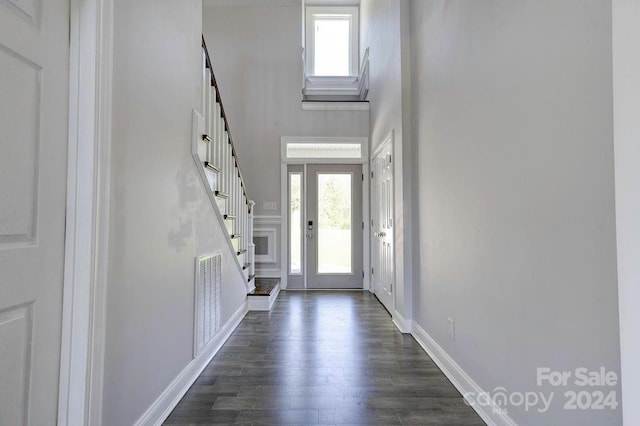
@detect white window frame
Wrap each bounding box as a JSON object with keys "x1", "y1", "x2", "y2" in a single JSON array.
[{"x1": 305, "y1": 6, "x2": 359, "y2": 77}]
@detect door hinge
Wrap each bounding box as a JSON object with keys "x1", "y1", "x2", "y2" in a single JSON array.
[
  {"x1": 362, "y1": 270, "x2": 365, "y2": 279},
  {"x1": 371, "y1": 267, "x2": 374, "y2": 275},
  {"x1": 362, "y1": 221, "x2": 364, "y2": 229},
  {"x1": 371, "y1": 219, "x2": 374, "y2": 226},
  {"x1": 362, "y1": 173, "x2": 364, "y2": 181},
  {"x1": 371, "y1": 171, "x2": 374, "y2": 179},
  {"x1": 390, "y1": 283, "x2": 393, "y2": 292}
]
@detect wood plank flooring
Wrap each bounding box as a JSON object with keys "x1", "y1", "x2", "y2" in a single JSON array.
[{"x1": 164, "y1": 291, "x2": 484, "y2": 425}]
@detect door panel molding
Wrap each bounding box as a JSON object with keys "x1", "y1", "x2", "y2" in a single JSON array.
[
  {"x1": 0, "y1": 0, "x2": 41, "y2": 26},
  {"x1": 0, "y1": 302, "x2": 33, "y2": 425},
  {"x1": 0, "y1": 43, "x2": 41, "y2": 247}
]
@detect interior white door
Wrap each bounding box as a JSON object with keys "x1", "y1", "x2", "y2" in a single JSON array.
[
  {"x1": 307, "y1": 164, "x2": 363, "y2": 289},
  {"x1": 0, "y1": 1, "x2": 70, "y2": 424},
  {"x1": 371, "y1": 145, "x2": 394, "y2": 313}
]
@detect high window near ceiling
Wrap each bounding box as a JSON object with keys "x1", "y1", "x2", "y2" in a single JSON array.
[{"x1": 305, "y1": 6, "x2": 359, "y2": 77}]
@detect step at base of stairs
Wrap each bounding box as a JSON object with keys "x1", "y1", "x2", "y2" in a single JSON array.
[{"x1": 247, "y1": 278, "x2": 280, "y2": 311}]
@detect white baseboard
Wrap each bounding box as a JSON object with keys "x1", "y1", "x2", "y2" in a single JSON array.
[
  {"x1": 248, "y1": 283, "x2": 280, "y2": 311},
  {"x1": 134, "y1": 301, "x2": 249, "y2": 426},
  {"x1": 392, "y1": 310, "x2": 412, "y2": 333},
  {"x1": 411, "y1": 321, "x2": 516, "y2": 426}
]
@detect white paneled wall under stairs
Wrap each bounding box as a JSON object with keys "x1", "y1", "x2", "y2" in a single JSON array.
[{"x1": 192, "y1": 37, "x2": 255, "y2": 292}]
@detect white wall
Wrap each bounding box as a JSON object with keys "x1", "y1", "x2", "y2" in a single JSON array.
[
  {"x1": 202, "y1": 4, "x2": 369, "y2": 217},
  {"x1": 613, "y1": 1, "x2": 640, "y2": 424},
  {"x1": 410, "y1": 1, "x2": 621, "y2": 424},
  {"x1": 360, "y1": 0, "x2": 413, "y2": 324},
  {"x1": 103, "y1": 1, "x2": 246, "y2": 424}
]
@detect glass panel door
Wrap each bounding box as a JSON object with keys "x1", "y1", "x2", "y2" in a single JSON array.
[{"x1": 307, "y1": 164, "x2": 363, "y2": 289}]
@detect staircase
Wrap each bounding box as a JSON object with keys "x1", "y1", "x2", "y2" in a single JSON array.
[{"x1": 193, "y1": 37, "x2": 255, "y2": 292}]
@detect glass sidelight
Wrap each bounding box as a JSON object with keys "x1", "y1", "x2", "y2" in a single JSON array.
[{"x1": 289, "y1": 172, "x2": 302, "y2": 275}]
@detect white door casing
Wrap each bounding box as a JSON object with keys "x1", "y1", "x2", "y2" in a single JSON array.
[
  {"x1": 0, "y1": 0, "x2": 70, "y2": 424},
  {"x1": 371, "y1": 137, "x2": 394, "y2": 313},
  {"x1": 280, "y1": 137, "x2": 370, "y2": 291}
]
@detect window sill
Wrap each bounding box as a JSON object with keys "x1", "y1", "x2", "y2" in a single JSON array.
[{"x1": 302, "y1": 75, "x2": 368, "y2": 104}]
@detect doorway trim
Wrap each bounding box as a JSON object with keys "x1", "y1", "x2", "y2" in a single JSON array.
[
  {"x1": 58, "y1": 0, "x2": 113, "y2": 424},
  {"x1": 280, "y1": 137, "x2": 370, "y2": 290}
]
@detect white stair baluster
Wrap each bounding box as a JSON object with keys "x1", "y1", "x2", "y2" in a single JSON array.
[
  {"x1": 232, "y1": 155, "x2": 238, "y2": 217},
  {"x1": 234, "y1": 164, "x2": 239, "y2": 219},
  {"x1": 243, "y1": 197, "x2": 248, "y2": 253},
  {"x1": 223, "y1": 132, "x2": 229, "y2": 196},
  {"x1": 211, "y1": 90, "x2": 218, "y2": 168},
  {"x1": 228, "y1": 137, "x2": 233, "y2": 200},
  {"x1": 216, "y1": 102, "x2": 222, "y2": 181},
  {"x1": 244, "y1": 199, "x2": 248, "y2": 255},
  {"x1": 204, "y1": 69, "x2": 212, "y2": 137},
  {"x1": 219, "y1": 120, "x2": 225, "y2": 196},
  {"x1": 236, "y1": 173, "x2": 241, "y2": 234}
]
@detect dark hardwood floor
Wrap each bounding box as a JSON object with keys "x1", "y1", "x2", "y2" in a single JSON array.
[{"x1": 164, "y1": 291, "x2": 484, "y2": 425}]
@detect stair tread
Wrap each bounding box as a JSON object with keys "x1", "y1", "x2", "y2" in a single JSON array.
[
  {"x1": 247, "y1": 274, "x2": 256, "y2": 283},
  {"x1": 204, "y1": 161, "x2": 220, "y2": 172},
  {"x1": 236, "y1": 249, "x2": 247, "y2": 255},
  {"x1": 215, "y1": 190, "x2": 229, "y2": 198},
  {"x1": 224, "y1": 214, "x2": 236, "y2": 220},
  {"x1": 247, "y1": 278, "x2": 279, "y2": 296}
]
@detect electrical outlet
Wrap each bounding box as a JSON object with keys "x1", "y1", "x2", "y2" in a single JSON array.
[
  {"x1": 448, "y1": 317, "x2": 455, "y2": 340},
  {"x1": 262, "y1": 201, "x2": 277, "y2": 211}
]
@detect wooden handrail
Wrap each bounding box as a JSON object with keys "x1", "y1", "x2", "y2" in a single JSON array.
[{"x1": 202, "y1": 36, "x2": 249, "y2": 201}]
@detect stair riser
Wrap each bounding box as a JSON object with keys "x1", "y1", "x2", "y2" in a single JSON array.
[{"x1": 215, "y1": 197, "x2": 226, "y2": 215}]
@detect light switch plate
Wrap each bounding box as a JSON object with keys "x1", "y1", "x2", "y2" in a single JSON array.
[{"x1": 262, "y1": 201, "x2": 277, "y2": 211}]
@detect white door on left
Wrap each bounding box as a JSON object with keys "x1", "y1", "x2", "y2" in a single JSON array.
[{"x1": 0, "y1": 0, "x2": 69, "y2": 424}]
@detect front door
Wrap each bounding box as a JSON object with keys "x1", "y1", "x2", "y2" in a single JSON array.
[
  {"x1": 0, "y1": 1, "x2": 70, "y2": 424},
  {"x1": 371, "y1": 144, "x2": 394, "y2": 313},
  {"x1": 287, "y1": 164, "x2": 363, "y2": 289}
]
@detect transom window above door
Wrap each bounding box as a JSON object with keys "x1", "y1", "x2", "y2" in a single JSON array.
[{"x1": 281, "y1": 137, "x2": 367, "y2": 163}]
